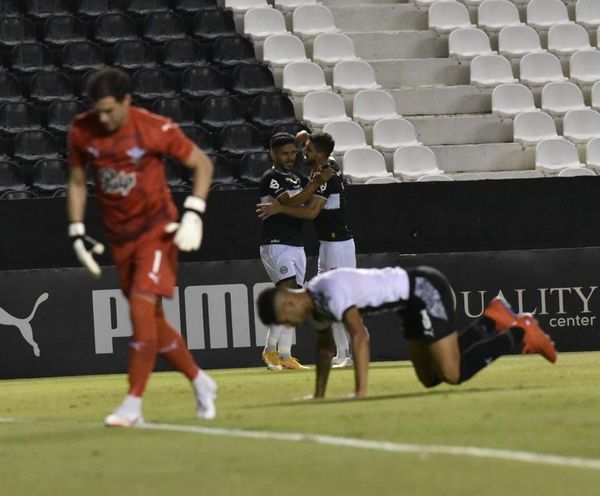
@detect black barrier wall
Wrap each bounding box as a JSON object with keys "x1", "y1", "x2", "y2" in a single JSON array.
[{"x1": 2, "y1": 249, "x2": 600, "y2": 379}]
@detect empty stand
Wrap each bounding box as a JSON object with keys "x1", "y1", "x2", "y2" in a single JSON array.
[
  {"x1": 576, "y1": 0, "x2": 600, "y2": 30},
  {"x1": 292, "y1": 5, "x2": 339, "y2": 45},
  {"x1": 513, "y1": 111, "x2": 558, "y2": 146},
  {"x1": 11, "y1": 42, "x2": 56, "y2": 73},
  {"x1": 519, "y1": 52, "x2": 567, "y2": 87},
  {"x1": 333, "y1": 60, "x2": 381, "y2": 97},
  {"x1": 212, "y1": 34, "x2": 257, "y2": 68},
  {"x1": 218, "y1": 124, "x2": 266, "y2": 160},
  {"x1": 25, "y1": 0, "x2": 69, "y2": 20},
  {"x1": 193, "y1": 8, "x2": 236, "y2": 41},
  {"x1": 302, "y1": 91, "x2": 350, "y2": 130},
  {"x1": 62, "y1": 41, "x2": 106, "y2": 73},
  {"x1": 478, "y1": 0, "x2": 523, "y2": 33},
  {"x1": 143, "y1": 11, "x2": 187, "y2": 44},
  {"x1": 13, "y1": 129, "x2": 60, "y2": 164},
  {"x1": 0, "y1": 74, "x2": 24, "y2": 103},
  {"x1": 498, "y1": 25, "x2": 544, "y2": 60},
  {"x1": 342, "y1": 148, "x2": 391, "y2": 184},
  {"x1": 42, "y1": 15, "x2": 87, "y2": 48},
  {"x1": 173, "y1": 0, "x2": 218, "y2": 16},
  {"x1": 353, "y1": 90, "x2": 400, "y2": 128},
  {"x1": 113, "y1": 40, "x2": 158, "y2": 70},
  {"x1": 492, "y1": 84, "x2": 536, "y2": 117},
  {"x1": 563, "y1": 109, "x2": 600, "y2": 144},
  {"x1": 592, "y1": 81, "x2": 600, "y2": 111},
  {"x1": 29, "y1": 71, "x2": 75, "y2": 103},
  {"x1": 162, "y1": 38, "x2": 211, "y2": 69},
  {"x1": 536, "y1": 138, "x2": 584, "y2": 175},
  {"x1": 152, "y1": 97, "x2": 195, "y2": 126},
  {"x1": 250, "y1": 94, "x2": 296, "y2": 131},
  {"x1": 322, "y1": 121, "x2": 370, "y2": 161},
  {"x1": 181, "y1": 124, "x2": 214, "y2": 153},
  {"x1": 527, "y1": 0, "x2": 571, "y2": 31},
  {"x1": 262, "y1": 33, "x2": 307, "y2": 68},
  {"x1": 94, "y1": 13, "x2": 138, "y2": 46},
  {"x1": 0, "y1": 161, "x2": 27, "y2": 193},
  {"x1": 131, "y1": 68, "x2": 175, "y2": 101},
  {"x1": 76, "y1": 0, "x2": 117, "y2": 20},
  {"x1": 541, "y1": 82, "x2": 587, "y2": 116},
  {"x1": 428, "y1": 1, "x2": 473, "y2": 35},
  {"x1": 47, "y1": 100, "x2": 86, "y2": 134},
  {"x1": 208, "y1": 153, "x2": 240, "y2": 188},
  {"x1": 557, "y1": 167, "x2": 595, "y2": 177},
  {"x1": 372, "y1": 117, "x2": 421, "y2": 153},
  {"x1": 239, "y1": 151, "x2": 272, "y2": 185},
  {"x1": 126, "y1": 0, "x2": 170, "y2": 17},
  {"x1": 31, "y1": 158, "x2": 68, "y2": 193},
  {"x1": 0, "y1": 17, "x2": 36, "y2": 50},
  {"x1": 0, "y1": 102, "x2": 41, "y2": 135},
  {"x1": 199, "y1": 96, "x2": 247, "y2": 131},
  {"x1": 569, "y1": 49, "x2": 600, "y2": 87},
  {"x1": 470, "y1": 54, "x2": 517, "y2": 87},
  {"x1": 547, "y1": 24, "x2": 592, "y2": 57},
  {"x1": 181, "y1": 66, "x2": 227, "y2": 100},
  {"x1": 283, "y1": 61, "x2": 330, "y2": 96},
  {"x1": 449, "y1": 28, "x2": 494, "y2": 60},
  {"x1": 312, "y1": 33, "x2": 357, "y2": 71},
  {"x1": 585, "y1": 137, "x2": 600, "y2": 172},
  {"x1": 231, "y1": 63, "x2": 278, "y2": 98},
  {"x1": 393, "y1": 145, "x2": 443, "y2": 181}
]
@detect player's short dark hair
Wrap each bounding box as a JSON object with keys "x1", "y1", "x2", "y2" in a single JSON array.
[
  {"x1": 270, "y1": 132, "x2": 295, "y2": 151},
  {"x1": 310, "y1": 133, "x2": 335, "y2": 157},
  {"x1": 257, "y1": 287, "x2": 278, "y2": 325},
  {"x1": 86, "y1": 67, "x2": 131, "y2": 103}
]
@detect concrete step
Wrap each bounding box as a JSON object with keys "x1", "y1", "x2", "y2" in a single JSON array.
[
  {"x1": 450, "y1": 170, "x2": 545, "y2": 181},
  {"x1": 390, "y1": 85, "x2": 491, "y2": 116},
  {"x1": 347, "y1": 31, "x2": 448, "y2": 60},
  {"x1": 430, "y1": 143, "x2": 533, "y2": 173},
  {"x1": 369, "y1": 58, "x2": 470, "y2": 88},
  {"x1": 329, "y1": 5, "x2": 427, "y2": 32},
  {"x1": 406, "y1": 114, "x2": 513, "y2": 145}
]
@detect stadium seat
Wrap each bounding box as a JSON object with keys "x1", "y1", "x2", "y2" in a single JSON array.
[
  {"x1": 208, "y1": 152, "x2": 240, "y2": 187},
  {"x1": 126, "y1": 0, "x2": 170, "y2": 17},
  {"x1": 271, "y1": 121, "x2": 311, "y2": 137},
  {"x1": 393, "y1": 145, "x2": 443, "y2": 182},
  {"x1": 0, "y1": 102, "x2": 41, "y2": 135},
  {"x1": 302, "y1": 91, "x2": 350, "y2": 130},
  {"x1": 536, "y1": 138, "x2": 584, "y2": 175},
  {"x1": 364, "y1": 176, "x2": 401, "y2": 184},
  {"x1": 547, "y1": 24, "x2": 592, "y2": 57},
  {"x1": 428, "y1": 1, "x2": 473, "y2": 35},
  {"x1": 42, "y1": 15, "x2": 87, "y2": 48},
  {"x1": 520, "y1": 52, "x2": 567, "y2": 87},
  {"x1": 0, "y1": 161, "x2": 27, "y2": 193},
  {"x1": 250, "y1": 94, "x2": 296, "y2": 130},
  {"x1": 29, "y1": 71, "x2": 75, "y2": 103},
  {"x1": 557, "y1": 167, "x2": 595, "y2": 177},
  {"x1": 541, "y1": 82, "x2": 587, "y2": 116},
  {"x1": 131, "y1": 68, "x2": 176, "y2": 101},
  {"x1": 239, "y1": 151, "x2": 272, "y2": 185},
  {"x1": 372, "y1": 117, "x2": 421, "y2": 153},
  {"x1": 1, "y1": 190, "x2": 40, "y2": 199},
  {"x1": 113, "y1": 40, "x2": 157, "y2": 71},
  {"x1": 174, "y1": 0, "x2": 218, "y2": 16},
  {"x1": 13, "y1": 129, "x2": 59, "y2": 164},
  {"x1": 592, "y1": 81, "x2": 600, "y2": 111},
  {"x1": 342, "y1": 148, "x2": 392, "y2": 184},
  {"x1": 292, "y1": 5, "x2": 340, "y2": 41},
  {"x1": 333, "y1": 60, "x2": 381, "y2": 97},
  {"x1": 353, "y1": 89, "x2": 399, "y2": 126},
  {"x1": 527, "y1": 0, "x2": 571, "y2": 31},
  {"x1": 226, "y1": 0, "x2": 269, "y2": 15},
  {"x1": 152, "y1": 97, "x2": 195, "y2": 126},
  {"x1": 62, "y1": 41, "x2": 106, "y2": 73},
  {"x1": 76, "y1": 0, "x2": 118, "y2": 20},
  {"x1": 416, "y1": 174, "x2": 454, "y2": 182},
  {"x1": 46, "y1": 100, "x2": 86, "y2": 134},
  {"x1": 513, "y1": 110, "x2": 558, "y2": 146},
  {"x1": 193, "y1": 8, "x2": 236, "y2": 42},
  {"x1": 218, "y1": 124, "x2": 266, "y2": 159},
  {"x1": 449, "y1": 28, "x2": 494, "y2": 60},
  {"x1": 312, "y1": 33, "x2": 358, "y2": 69},
  {"x1": 94, "y1": 13, "x2": 138, "y2": 46},
  {"x1": 199, "y1": 95, "x2": 247, "y2": 131},
  {"x1": 0, "y1": 73, "x2": 24, "y2": 103},
  {"x1": 492, "y1": 84, "x2": 537, "y2": 117},
  {"x1": 0, "y1": 16, "x2": 36, "y2": 50},
  {"x1": 478, "y1": 0, "x2": 523, "y2": 33},
  {"x1": 10, "y1": 42, "x2": 55, "y2": 73},
  {"x1": 563, "y1": 109, "x2": 600, "y2": 144},
  {"x1": 498, "y1": 25, "x2": 545, "y2": 60},
  {"x1": 283, "y1": 61, "x2": 330, "y2": 96},
  {"x1": 181, "y1": 124, "x2": 214, "y2": 153},
  {"x1": 25, "y1": 0, "x2": 69, "y2": 20},
  {"x1": 470, "y1": 54, "x2": 517, "y2": 88},
  {"x1": 31, "y1": 158, "x2": 68, "y2": 193},
  {"x1": 262, "y1": 33, "x2": 307, "y2": 68},
  {"x1": 143, "y1": 11, "x2": 187, "y2": 44},
  {"x1": 576, "y1": 0, "x2": 600, "y2": 30},
  {"x1": 244, "y1": 7, "x2": 287, "y2": 43},
  {"x1": 162, "y1": 38, "x2": 210, "y2": 69},
  {"x1": 322, "y1": 121, "x2": 371, "y2": 159},
  {"x1": 162, "y1": 156, "x2": 188, "y2": 190},
  {"x1": 231, "y1": 63, "x2": 278, "y2": 97},
  {"x1": 181, "y1": 66, "x2": 227, "y2": 100},
  {"x1": 275, "y1": 0, "x2": 319, "y2": 14},
  {"x1": 0, "y1": 0, "x2": 21, "y2": 17},
  {"x1": 569, "y1": 50, "x2": 600, "y2": 87},
  {"x1": 212, "y1": 34, "x2": 257, "y2": 68},
  {"x1": 585, "y1": 137, "x2": 600, "y2": 172}
]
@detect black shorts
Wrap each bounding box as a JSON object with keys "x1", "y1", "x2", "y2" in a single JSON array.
[{"x1": 400, "y1": 266, "x2": 456, "y2": 344}]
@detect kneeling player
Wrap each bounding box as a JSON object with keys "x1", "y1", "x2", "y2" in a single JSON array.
[{"x1": 256, "y1": 266, "x2": 556, "y2": 398}]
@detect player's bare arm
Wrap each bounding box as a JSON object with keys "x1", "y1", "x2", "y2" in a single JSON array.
[
  {"x1": 256, "y1": 195, "x2": 326, "y2": 220},
  {"x1": 343, "y1": 307, "x2": 370, "y2": 398},
  {"x1": 314, "y1": 327, "x2": 335, "y2": 398},
  {"x1": 67, "y1": 166, "x2": 87, "y2": 223}
]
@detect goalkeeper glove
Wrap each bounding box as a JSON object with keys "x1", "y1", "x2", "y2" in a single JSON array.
[
  {"x1": 165, "y1": 196, "x2": 206, "y2": 252},
  {"x1": 69, "y1": 222, "x2": 104, "y2": 278}
]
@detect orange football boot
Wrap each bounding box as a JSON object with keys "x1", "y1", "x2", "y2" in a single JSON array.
[
  {"x1": 516, "y1": 313, "x2": 557, "y2": 363},
  {"x1": 483, "y1": 296, "x2": 518, "y2": 331}
]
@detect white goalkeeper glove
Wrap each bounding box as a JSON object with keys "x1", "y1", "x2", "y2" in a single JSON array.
[
  {"x1": 69, "y1": 222, "x2": 105, "y2": 278},
  {"x1": 165, "y1": 196, "x2": 206, "y2": 252}
]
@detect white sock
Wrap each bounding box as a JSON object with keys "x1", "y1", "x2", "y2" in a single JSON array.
[
  {"x1": 277, "y1": 325, "x2": 294, "y2": 359},
  {"x1": 264, "y1": 325, "x2": 284, "y2": 352},
  {"x1": 119, "y1": 395, "x2": 142, "y2": 413},
  {"x1": 332, "y1": 323, "x2": 351, "y2": 359}
]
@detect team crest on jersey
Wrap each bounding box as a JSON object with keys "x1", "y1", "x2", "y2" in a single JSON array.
[
  {"x1": 126, "y1": 147, "x2": 146, "y2": 166},
  {"x1": 270, "y1": 179, "x2": 280, "y2": 190},
  {"x1": 98, "y1": 168, "x2": 136, "y2": 196},
  {"x1": 318, "y1": 183, "x2": 327, "y2": 193},
  {"x1": 86, "y1": 146, "x2": 100, "y2": 158}
]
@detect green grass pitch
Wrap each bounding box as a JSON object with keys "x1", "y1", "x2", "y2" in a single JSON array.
[{"x1": 2, "y1": 352, "x2": 600, "y2": 496}]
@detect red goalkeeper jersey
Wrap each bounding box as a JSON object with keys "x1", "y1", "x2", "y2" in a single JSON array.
[{"x1": 68, "y1": 106, "x2": 194, "y2": 244}]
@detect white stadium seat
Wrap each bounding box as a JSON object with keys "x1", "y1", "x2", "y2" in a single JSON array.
[
  {"x1": 302, "y1": 90, "x2": 350, "y2": 129},
  {"x1": 585, "y1": 137, "x2": 600, "y2": 172},
  {"x1": 322, "y1": 121, "x2": 371, "y2": 157},
  {"x1": 283, "y1": 61, "x2": 330, "y2": 96},
  {"x1": 428, "y1": 1, "x2": 473, "y2": 34},
  {"x1": 547, "y1": 24, "x2": 591, "y2": 57},
  {"x1": 498, "y1": 25, "x2": 545, "y2": 60},
  {"x1": 292, "y1": 5, "x2": 340, "y2": 41},
  {"x1": 372, "y1": 118, "x2": 421, "y2": 153},
  {"x1": 536, "y1": 138, "x2": 585, "y2": 175},
  {"x1": 570, "y1": 49, "x2": 600, "y2": 87},
  {"x1": 414, "y1": 0, "x2": 455, "y2": 8},
  {"x1": 262, "y1": 34, "x2": 307, "y2": 68},
  {"x1": 492, "y1": 83, "x2": 537, "y2": 117},
  {"x1": 520, "y1": 52, "x2": 567, "y2": 87},
  {"x1": 244, "y1": 7, "x2": 287, "y2": 41},
  {"x1": 342, "y1": 148, "x2": 392, "y2": 184},
  {"x1": 563, "y1": 109, "x2": 600, "y2": 144},
  {"x1": 541, "y1": 82, "x2": 588, "y2": 116},
  {"x1": 592, "y1": 81, "x2": 600, "y2": 111},
  {"x1": 478, "y1": 0, "x2": 523, "y2": 33},
  {"x1": 333, "y1": 60, "x2": 381, "y2": 95},
  {"x1": 352, "y1": 90, "x2": 399, "y2": 126},
  {"x1": 416, "y1": 174, "x2": 454, "y2": 182},
  {"x1": 576, "y1": 0, "x2": 600, "y2": 30},
  {"x1": 393, "y1": 145, "x2": 444, "y2": 181},
  {"x1": 513, "y1": 111, "x2": 558, "y2": 146},
  {"x1": 274, "y1": 0, "x2": 318, "y2": 14},
  {"x1": 527, "y1": 0, "x2": 571, "y2": 31},
  {"x1": 312, "y1": 33, "x2": 358, "y2": 68},
  {"x1": 449, "y1": 28, "x2": 494, "y2": 60},
  {"x1": 365, "y1": 177, "x2": 402, "y2": 184},
  {"x1": 464, "y1": 0, "x2": 487, "y2": 7},
  {"x1": 470, "y1": 54, "x2": 517, "y2": 87},
  {"x1": 226, "y1": 0, "x2": 269, "y2": 15},
  {"x1": 557, "y1": 167, "x2": 595, "y2": 177}
]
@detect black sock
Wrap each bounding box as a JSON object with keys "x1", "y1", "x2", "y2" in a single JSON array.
[
  {"x1": 458, "y1": 328, "x2": 524, "y2": 383},
  {"x1": 458, "y1": 316, "x2": 497, "y2": 350}
]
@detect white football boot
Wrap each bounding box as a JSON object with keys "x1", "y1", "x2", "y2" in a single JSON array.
[
  {"x1": 104, "y1": 395, "x2": 144, "y2": 427},
  {"x1": 193, "y1": 372, "x2": 217, "y2": 420}
]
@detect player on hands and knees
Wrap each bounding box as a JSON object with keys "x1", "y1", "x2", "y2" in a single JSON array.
[
  {"x1": 257, "y1": 266, "x2": 557, "y2": 398},
  {"x1": 257, "y1": 131, "x2": 356, "y2": 369},
  {"x1": 67, "y1": 67, "x2": 217, "y2": 426}
]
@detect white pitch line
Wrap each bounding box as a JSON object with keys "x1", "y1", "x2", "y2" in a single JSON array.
[{"x1": 140, "y1": 422, "x2": 600, "y2": 471}]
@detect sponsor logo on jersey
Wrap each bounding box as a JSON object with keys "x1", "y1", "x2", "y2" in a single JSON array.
[
  {"x1": 126, "y1": 146, "x2": 146, "y2": 166},
  {"x1": 269, "y1": 179, "x2": 280, "y2": 190},
  {"x1": 98, "y1": 168, "x2": 136, "y2": 196},
  {"x1": 286, "y1": 177, "x2": 300, "y2": 186}
]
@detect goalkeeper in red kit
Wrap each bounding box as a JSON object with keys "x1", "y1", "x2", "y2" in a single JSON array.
[{"x1": 67, "y1": 67, "x2": 216, "y2": 427}]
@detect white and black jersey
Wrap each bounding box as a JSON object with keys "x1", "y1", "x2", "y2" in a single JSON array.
[
  {"x1": 312, "y1": 160, "x2": 352, "y2": 242},
  {"x1": 259, "y1": 165, "x2": 308, "y2": 246}
]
